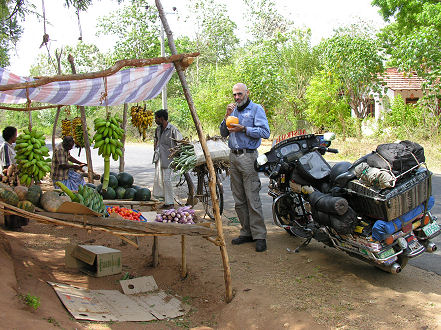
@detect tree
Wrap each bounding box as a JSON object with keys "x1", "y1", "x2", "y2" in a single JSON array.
[
  {"x1": 186, "y1": 0, "x2": 239, "y2": 67},
  {"x1": 96, "y1": 1, "x2": 161, "y2": 63},
  {"x1": 244, "y1": 0, "x2": 293, "y2": 41},
  {"x1": 317, "y1": 24, "x2": 385, "y2": 135},
  {"x1": 305, "y1": 70, "x2": 351, "y2": 139}
]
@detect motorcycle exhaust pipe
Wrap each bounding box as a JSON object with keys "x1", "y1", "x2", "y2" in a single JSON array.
[
  {"x1": 389, "y1": 263, "x2": 402, "y2": 274},
  {"x1": 377, "y1": 262, "x2": 402, "y2": 274},
  {"x1": 423, "y1": 241, "x2": 437, "y2": 253}
]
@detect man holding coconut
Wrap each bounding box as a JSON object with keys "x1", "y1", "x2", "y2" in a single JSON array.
[{"x1": 220, "y1": 83, "x2": 270, "y2": 252}]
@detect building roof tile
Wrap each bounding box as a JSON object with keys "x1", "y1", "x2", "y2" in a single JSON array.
[{"x1": 381, "y1": 67, "x2": 423, "y2": 90}]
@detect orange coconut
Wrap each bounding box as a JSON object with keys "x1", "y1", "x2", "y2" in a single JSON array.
[{"x1": 226, "y1": 116, "x2": 239, "y2": 128}]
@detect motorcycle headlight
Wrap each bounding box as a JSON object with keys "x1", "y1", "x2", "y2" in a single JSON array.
[{"x1": 256, "y1": 154, "x2": 268, "y2": 166}]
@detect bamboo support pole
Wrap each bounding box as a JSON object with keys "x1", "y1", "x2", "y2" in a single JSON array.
[
  {"x1": 68, "y1": 54, "x2": 94, "y2": 183},
  {"x1": 181, "y1": 235, "x2": 187, "y2": 278},
  {"x1": 119, "y1": 103, "x2": 128, "y2": 172},
  {"x1": 152, "y1": 236, "x2": 159, "y2": 267},
  {"x1": 156, "y1": 0, "x2": 233, "y2": 303},
  {"x1": 0, "y1": 53, "x2": 199, "y2": 92}
]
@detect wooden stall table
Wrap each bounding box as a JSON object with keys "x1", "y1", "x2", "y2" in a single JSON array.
[{"x1": 0, "y1": 201, "x2": 216, "y2": 279}]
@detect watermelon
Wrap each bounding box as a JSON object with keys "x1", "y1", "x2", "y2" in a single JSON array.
[
  {"x1": 108, "y1": 175, "x2": 119, "y2": 189},
  {"x1": 117, "y1": 172, "x2": 134, "y2": 188},
  {"x1": 115, "y1": 186, "x2": 126, "y2": 199},
  {"x1": 101, "y1": 186, "x2": 116, "y2": 200},
  {"x1": 135, "y1": 187, "x2": 151, "y2": 201},
  {"x1": 132, "y1": 185, "x2": 141, "y2": 191},
  {"x1": 85, "y1": 183, "x2": 97, "y2": 190},
  {"x1": 124, "y1": 188, "x2": 137, "y2": 200},
  {"x1": 101, "y1": 172, "x2": 118, "y2": 183},
  {"x1": 96, "y1": 183, "x2": 103, "y2": 193}
]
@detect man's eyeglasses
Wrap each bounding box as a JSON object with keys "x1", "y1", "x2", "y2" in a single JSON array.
[{"x1": 233, "y1": 92, "x2": 243, "y2": 97}]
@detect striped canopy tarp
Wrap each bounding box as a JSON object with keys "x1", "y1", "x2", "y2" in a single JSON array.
[{"x1": 0, "y1": 63, "x2": 175, "y2": 106}]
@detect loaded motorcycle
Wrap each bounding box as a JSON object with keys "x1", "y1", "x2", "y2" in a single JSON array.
[{"x1": 255, "y1": 133, "x2": 440, "y2": 273}]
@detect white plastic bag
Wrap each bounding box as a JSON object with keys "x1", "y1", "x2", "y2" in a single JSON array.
[{"x1": 192, "y1": 139, "x2": 230, "y2": 166}]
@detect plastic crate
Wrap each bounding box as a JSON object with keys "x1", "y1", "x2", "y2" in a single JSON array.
[{"x1": 346, "y1": 169, "x2": 432, "y2": 221}]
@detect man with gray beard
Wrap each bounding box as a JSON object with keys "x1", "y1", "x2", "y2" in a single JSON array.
[{"x1": 219, "y1": 83, "x2": 270, "y2": 252}]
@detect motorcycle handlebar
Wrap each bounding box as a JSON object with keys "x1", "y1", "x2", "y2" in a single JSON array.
[{"x1": 327, "y1": 148, "x2": 339, "y2": 154}]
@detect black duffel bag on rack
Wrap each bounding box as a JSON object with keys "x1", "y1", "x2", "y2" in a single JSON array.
[{"x1": 366, "y1": 140, "x2": 425, "y2": 175}]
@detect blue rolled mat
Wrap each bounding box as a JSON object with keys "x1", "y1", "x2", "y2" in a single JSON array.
[{"x1": 372, "y1": 196, "x2": 434, "y2": 241}]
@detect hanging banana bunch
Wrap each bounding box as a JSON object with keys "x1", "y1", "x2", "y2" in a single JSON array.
[
  {"x1": 61, "y1": 118, "x2": 72, "y2": 137},
  {"x1": 15, "y1": 129, "x2": 51, "y2": 186},
  {"x1": 71, "y1": 117, "x2": 83, "y2": 147},
  {"x1": 130, "y1": 104, "x2": 154, "y2": 140},
  {"x1": 93, "y1": 114, "x2": 124, "y2": 190}
]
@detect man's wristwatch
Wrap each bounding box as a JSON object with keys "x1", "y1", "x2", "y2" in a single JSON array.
[{"x1": 242, "y1": 126, "x2": 246, "y2": 133}]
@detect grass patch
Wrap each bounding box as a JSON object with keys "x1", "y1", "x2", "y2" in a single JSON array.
[{"x1": 20, "y1": 293, "x2": 41, "y2": 310}]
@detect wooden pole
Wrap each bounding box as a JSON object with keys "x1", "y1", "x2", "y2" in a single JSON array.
[
  {"x1": 0, "y1": 53, "x2": 199, "y2": 92},
  {"x1": 181, "y1": 235, "x2": 187, "y2": 278},
  {"x1": 52, "y1": 50, "x2": 63, "y2": 152},
  {"x1": 52, "y1": 106, "x2": 62, "y2": 151},
  {"x1": 152, "y1": 236, "x2": 159, "y2": 267},
  {"x1": 155, "y1": 0, "x2": 233, "y2": 303},
  {"x1": 67, "y1": 54, "x2": 94, "y2": 183},
  {"x1": 119, "y1": 103, "x2": 128, "y2": 173}
]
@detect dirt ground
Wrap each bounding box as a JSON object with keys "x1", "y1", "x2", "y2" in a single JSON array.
[{"x1": 1, "y1": 208, "x2": 441, "y2": 330}]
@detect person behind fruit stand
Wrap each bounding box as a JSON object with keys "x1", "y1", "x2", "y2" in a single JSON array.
[
  {"x1": 153, "y1": 109, "x2": 183, "y2": 209},
  {"x1": 51, "y1": 136, "x2": 87, "y2": 191},
  {"x1": 0, "y1": 126, "x2": 18, "y2": 181},
  {"x1": 219, "y1": 83, "x2": 270, "y2": 252}
]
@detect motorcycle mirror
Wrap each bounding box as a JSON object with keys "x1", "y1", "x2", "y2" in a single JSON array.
[
  {"x1": 323, "y1": 132, "x2": 336, "y2": 141},
  {"x1": 256, "y1": 154, "x2": 268, "y2": 166}
]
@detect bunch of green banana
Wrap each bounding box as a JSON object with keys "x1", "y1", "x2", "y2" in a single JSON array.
[
  {"x1": 93, "y1": 114, "x2": 124, "y2": 190},
  {"x1": 56, "y1": 182, "x2": 106, "y2": 215},
  {"x1": 15, "y1": 129, "x2": 51, "y2": 186}
]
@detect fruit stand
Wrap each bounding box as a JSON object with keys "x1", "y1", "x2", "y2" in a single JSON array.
[
  {"x1": 0, "y1": 57, "x2": 233, "y2": 301},
  {"x1": 0, "y1": 0, "x2": 233, "y2": 302}
]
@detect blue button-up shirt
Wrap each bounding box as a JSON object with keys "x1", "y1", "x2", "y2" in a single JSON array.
[{"x1": 220, "y1": 100, "x2": 270, "y2": 150}]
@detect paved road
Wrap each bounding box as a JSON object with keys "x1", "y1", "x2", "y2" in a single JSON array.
[{"x1": 68, "y1": 143, "x2": 441, "y2": 274}]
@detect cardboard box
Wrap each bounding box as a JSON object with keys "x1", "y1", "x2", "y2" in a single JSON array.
[{"x1": 66, "y1": 244, "x2": 122, "y2": 277}]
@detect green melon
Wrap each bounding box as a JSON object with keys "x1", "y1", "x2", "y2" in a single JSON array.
[
  {"x1": 101, "y1": 186, "x2": 116, "y2": 200},
  {"x1": 115, "y1": 186, "x2": 126, "y2": 199},
  {"x1": 101, "y1": 172, "x2": 119, "y2": 183},
  {"x1": 135, "y1": 187, "x2": 151, "y2": 201},
  {"x1": 117, "y1": 172, "x2": 134, "y2": 188},
  {"x1": 0, "y1": 189, "x2": 19, "y2": 206},
  {"x1": 108, "y1": 175, "x2": 119, "y2": 189},
  {"x1": 26, "y1": 185, "x2": 42, "y2": 205},
  {"x1": 17, "y1": 200, "x2": 35, "y2": 213},
  {"x1": 124, "y1": 188, "x2": 137, "y2": 200},
  {"x1": 96, "y1": 183, "x2": 103, "y2": 193},
  {"x1": 85, "y1": 183, "x2": 97, "y2": 190}
]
